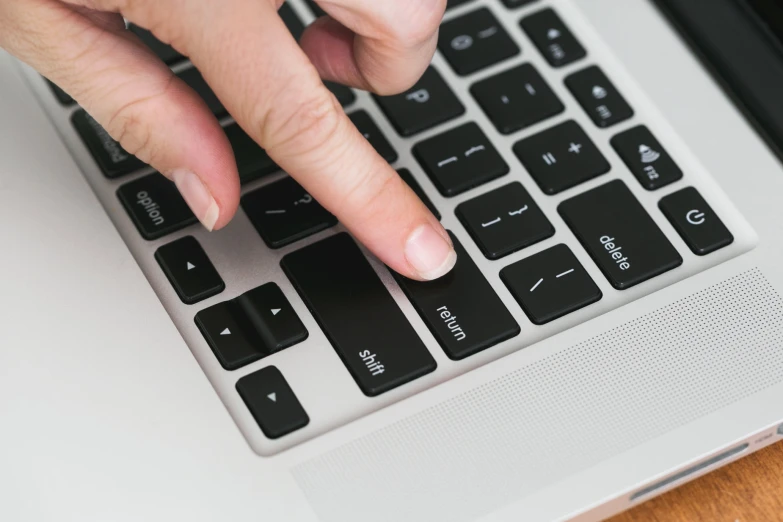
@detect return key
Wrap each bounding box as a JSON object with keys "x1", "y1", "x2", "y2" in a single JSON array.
[{"x1": 395, "y1": 233, "x2": 520, "y2": 360}]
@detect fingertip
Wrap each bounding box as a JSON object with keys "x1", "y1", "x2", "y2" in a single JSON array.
[{"x1": 401, "y1": 222, "x2": 457, "y2": 281}]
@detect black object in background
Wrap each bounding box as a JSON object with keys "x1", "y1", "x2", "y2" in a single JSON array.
[{"x1": 655, "y1": 0, "x2": 783, "y2": 161}]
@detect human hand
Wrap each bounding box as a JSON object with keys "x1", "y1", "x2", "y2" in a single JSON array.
[{"x1": 0, "y1": 0, "x2": 456, "y2": 280}]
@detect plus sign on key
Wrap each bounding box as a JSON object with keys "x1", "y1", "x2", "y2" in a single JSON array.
[{"x1": 514, "y1": 120, "x2": 611, "y2": 195}]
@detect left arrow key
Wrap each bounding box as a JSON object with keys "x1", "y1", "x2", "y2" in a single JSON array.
[
  {"x1": 155, "y1": 236, "x2": 225, "y2": 304},
  {"x1": 196, "y1": 303, "x2": 264, "y2": 371}
]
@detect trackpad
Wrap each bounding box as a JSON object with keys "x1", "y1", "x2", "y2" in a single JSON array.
[{"x1": 293, "y1": 268, "x2": 783, "y2": 522}]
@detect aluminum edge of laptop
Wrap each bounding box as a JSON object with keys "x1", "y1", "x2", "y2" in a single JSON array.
[{"x1": 1, "y1": 0, "x2": 782, "y2": 521}]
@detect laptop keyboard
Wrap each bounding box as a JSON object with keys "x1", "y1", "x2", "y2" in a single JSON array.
[{"x1": 39, "y1": 0, "x2": 747, "y2": 452}]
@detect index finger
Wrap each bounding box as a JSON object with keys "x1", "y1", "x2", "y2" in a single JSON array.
[{"x1": 120, "y1": 0, "x2": 456, "y2": 280}]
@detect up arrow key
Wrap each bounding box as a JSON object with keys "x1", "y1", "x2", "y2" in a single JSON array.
[
  {"x1": 220, "y1": 328, "x2": 231, "y2": 336},
  {"x1": 267, "y1": 392, "x2": 277, "y2": 402}
]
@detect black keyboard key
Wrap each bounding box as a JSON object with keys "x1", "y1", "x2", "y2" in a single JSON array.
[
  {"x1": 500, "y1": 244, "x2": 602, "y2": 325},
  {"x1": 565, "y1": 66, "x2": 633, "y2": 128},
  {"x1": 394, "y1": 232, "x2": 520, "y2": 360},
  {"x1": 513, "y1": 120, "x2": 610, "y2": 195},
  {"x1": 196, "y1": 302, "x2": 262, "y2": 370},
  {"x1": 177, "y1": 68, "x2": 226, "y2": 118},
  {"x1": 242, "y1": 177, "x2": 337, "y2": 248},
  {"x1": 374, "y1": 66, "x2": 465, "y2": 137},
  {"x1": 237, "y1": 366, "x2": 309, "y2": 439},
  {"x1": 282, "y1": 233, "x2": 437, "y2": 396},
  {"x1": 500, "y1": 0, "x2": 538, "y2": 8},
  {"x1": 196, "y1": 283, "x2": 308, "y2": 370},
  {"x1": 471, "y1": 63, "x2": 564, "y2": 135},
  {"x1": 659, "y1": 187, "x2": 734, "y2": 255},
  {"x1": 456, "y1": 182, "x2": 554, "y2": 259},
  {"x1": 47, "y1": 80, "x2": 75, "y2": 106},
  {"x1": 398, "y1": 168, "x2": 441, "y2": 220},
  {"x1": 325, "y1": 81, "x2": 356, "y2": 107},
  {"x1": 224, "y1": 123, "x2": 279, "y2": 184},
  {"x1": 521, "y1": 8, "x2": 587, "y2": 68},
  {"x1": 155, "y1": 236, "x2": 225, "y2": 304},
  {"x1": 558, "y1": 180, "x2": 682, "y2": 289},
  {"x1": 447, "y1": 0, "x2": 475, "y2": 8},
  {"x1": 117, "y1": 173, "x2": 197, "y2": 239},
  {"x1": 279, "y1": 2, "x2": 306, "y2": 41},
  {"x1": 413, "y1": 122, "x2": 509, "y2": 197},
  {"x1": 438, "y1": 8, "x2": 520, "y2": 76},
  {"x1": 349, "y1": 110, "x2": 398, "y2": 163},
  {"x1": 73, "y1": 110, "x2": 146, "y2": 179},
  {"x1": 305, "y1": 0, "x2": 326, "y2": 17},
  {"x1": 235, "y1": 283, "x2": 309, "y2": 353},
  {"x1": 611, "y1": 125, "x2": 683, "y2": 190},
  {"x1": 129, "y1": 25, "x2": 185, "y2": 65}
]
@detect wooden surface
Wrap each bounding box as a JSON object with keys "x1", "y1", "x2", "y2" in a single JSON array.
[{"x1": 608, "y1": 441, "x2": 783, "y2": 521}]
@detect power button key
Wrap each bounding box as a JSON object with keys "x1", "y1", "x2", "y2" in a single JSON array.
[{"x1": 659, "y1": 187, "x2": 734, "y2": 256}]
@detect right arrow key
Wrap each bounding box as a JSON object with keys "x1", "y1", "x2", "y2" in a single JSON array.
[
  {"x1": 235, "y1": 283, "x2": 309, "y2": 354},
  {"x1": 195, "y1": 283, "x2": 308, "y2": 371}
]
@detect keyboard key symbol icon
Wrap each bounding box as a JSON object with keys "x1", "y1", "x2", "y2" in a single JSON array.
[
  {"x1": 451, "y1": 34, "x2": 473, "y2": 51},
  {"x1": 592, "y1": 85, "x2": 608, "y2": 100},
  {"x1": 638, "y1": 144, "x2": 661, "y2": 164}
]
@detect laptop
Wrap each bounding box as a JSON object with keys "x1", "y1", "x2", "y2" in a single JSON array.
[{"x1": 2, "y1": 0, "x2": 782, "y2": 520}]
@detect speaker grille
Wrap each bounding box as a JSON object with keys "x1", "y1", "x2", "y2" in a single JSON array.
[{"x1": 293, "y1": 269, "x2": 783, "y2": 522}]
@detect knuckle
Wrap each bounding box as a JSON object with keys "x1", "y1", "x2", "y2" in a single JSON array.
[
  {"x1": 104, "y1": 77, "x2": 176, "y2": 165},
  {"x1": 342, "y1": 170, "x2": 399, "y2": 220},
  {"x1": 261, "y1": 85, "x2": 344, "y2": 158},
  {"x1": 109, "y1": 107, "x2": 157, "y2": 164}
]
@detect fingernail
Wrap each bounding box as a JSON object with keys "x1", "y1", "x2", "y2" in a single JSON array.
[
  {"x1": 172, "y1": 169, "x2": 219, "y2": 231},
  {"x1": 405, "y1": 224, "x2": 457, "y2": 280}
]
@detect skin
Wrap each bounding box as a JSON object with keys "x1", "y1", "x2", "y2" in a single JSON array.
[{"x1": 0, "y1": 0, "x2": 457, "y2": 280}]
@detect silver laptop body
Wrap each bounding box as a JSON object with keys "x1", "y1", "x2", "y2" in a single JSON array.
[{"x1": 2, "y1": 0, "x2": 782, "y2": 520}]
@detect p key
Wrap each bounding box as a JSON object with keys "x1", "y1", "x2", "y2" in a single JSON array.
[{"x1": 374, "y1": 66, "x2": 465, "y2": 137}]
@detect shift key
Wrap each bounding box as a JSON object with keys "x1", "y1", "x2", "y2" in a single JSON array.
[
  {"x1": 281, "y1": 233, "x2": 437, "y2": 397},
  {"x1": 394, "y1": 233, "x2": 520, "y2": 360}
]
